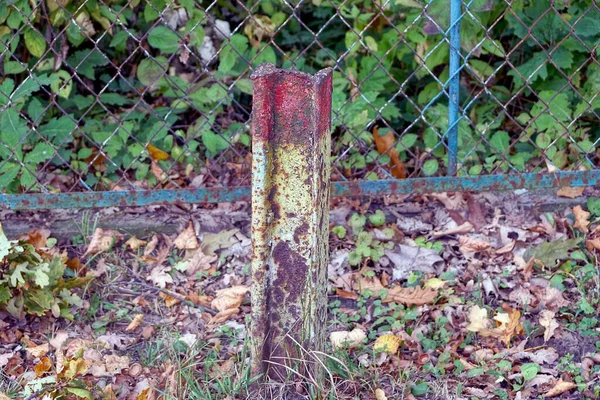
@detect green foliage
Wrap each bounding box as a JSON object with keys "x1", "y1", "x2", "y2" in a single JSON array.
[
  {"x1": 0, "y1": 224, "x2": 90, "y2": 319},
  {"x1": 331, "y1": 225, "x2": 347, "y2": 239},
  {"x1": 1, "y1": 0, "x2": 599, "y2": 191},
  {"x1": 346, "y1": 211, "x2": 394, "y2": 267}
]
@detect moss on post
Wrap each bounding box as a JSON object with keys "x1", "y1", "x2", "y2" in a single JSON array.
[{"x1": 250, "y1": 63, "x2": 332, "y2": 383}]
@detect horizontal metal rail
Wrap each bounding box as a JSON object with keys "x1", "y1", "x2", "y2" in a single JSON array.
[{"x1": 2, "y1": 170, "x2": 598, "y2": 210}]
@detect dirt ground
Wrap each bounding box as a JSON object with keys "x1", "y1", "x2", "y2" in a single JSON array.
[{"x1": 1, "y1": 187, "x2": 600, "y2": 399}]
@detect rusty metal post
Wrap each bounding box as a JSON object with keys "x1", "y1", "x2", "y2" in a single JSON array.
[{"x1": 249, "y1": 63, "x2": 333, "y2": 383}]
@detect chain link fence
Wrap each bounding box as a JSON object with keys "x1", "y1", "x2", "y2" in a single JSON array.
[{"x1": 0, "y1": 0, "x2": 599, "y2": 204}]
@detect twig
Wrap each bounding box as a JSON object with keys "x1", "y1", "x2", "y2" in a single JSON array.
[{"x1": 119, "y1": 264, "x2": 218, "y2": 316}]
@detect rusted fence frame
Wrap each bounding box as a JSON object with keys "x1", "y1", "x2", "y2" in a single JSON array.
[{"x1": 2, "y1": 169, "x2": 600, "y2": 210}]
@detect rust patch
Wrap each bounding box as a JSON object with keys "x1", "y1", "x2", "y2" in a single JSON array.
[
  {"x1": 272, "y1": 241, "x2": 308, "y2": 303},
  {"x1": 267, "y1": 185, "x2": 280, "y2": 220},
  {"x1": 294, "y1": 222, "x2": 309, "y2": 244}
]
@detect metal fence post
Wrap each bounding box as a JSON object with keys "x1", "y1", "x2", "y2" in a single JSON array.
[
  {"x1": 447, "y1": 0, "x2": 462, "y2": 175},
  {"x1": 249, "y1": 63, "x2": 333, "y2": 383}
]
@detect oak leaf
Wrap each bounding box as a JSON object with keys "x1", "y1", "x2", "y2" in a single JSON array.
[
  {"x1": 211, "y1": 285, "x2": 249, "y2": 312},
  {"x1": 557, "y1": 186, "x2": 584, "y2": 198},
  {"x1": 353, "y1": 271, "x2": 386, "y2": 294},
  {"x1": 181, "y1": 249, "x2": 217, "y2": 276},
  {"x1": 573, "y1": 205, "x2": 590, "y2": 233},
  {"x1": 384, "y1": 286, "x2": 438, "y2": 306},
  {"x1": 147, "y1": 266, "x2": 173, "y2": 288},
  {"x1": 539, "y1": 310, "x2": 559, "y2": 342},
  {"x1": 466, "y1": 305, "x2": 490, "y2": 332},
  {"x1": 458, "y1": 236, "x2": 492, "y2": 253},
  {"x1": 174, "y1": 222, "x2": 199, "y2": 250}
]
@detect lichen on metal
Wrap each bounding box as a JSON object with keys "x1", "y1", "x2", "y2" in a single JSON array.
[{"x1": 249, "y1": 63, "x2": 333, "y2": 382}]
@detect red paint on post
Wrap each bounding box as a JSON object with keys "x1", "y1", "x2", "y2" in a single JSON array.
[{"x1": 251, "y1": 64, "x2": 332, "y2": 143}]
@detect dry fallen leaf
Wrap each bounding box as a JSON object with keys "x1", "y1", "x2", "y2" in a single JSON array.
[
  {"x1": 478, "y1": 307, "x2": 523, "y2": 346},
  {"x1": 424, "y1": 278, "x2": 446, "y2": 289},
  {"x1": 147, "y1": 266, "x2": 173, "y2": 288},
  {"x1": 373, "y1": 334, "x2": 402, "y2": 354},
  {"x1": 544, "y1": 379, "x2": 576, "y2": 397},
  {"x1": 142, "y1": 326, "x2": 155, "y2": 340},
  {"x1": 209, "y1": 358, "x2": 235, "y2": 379},
  {"x1": 181, "y1": 249, "x2": 218, "y2": 276},
  {"x1": 330, "y1": 328, "x2": 366, "y2": 349},
  {"x1": 586, "y1": 238, "x2": 600, "y2": 252},
  {"x1": 433, "y1": 222, "x2": 474, "y2": 238},
  {"x1": 335, "y1": 288, "x2": 358, "y2": 300},
  {"x1": 201, "y1": 229, "x2": 239, "y2": 256},
  {"x1": 353, "y1": 271, "x2": 386, "y2": 294},
  {"x1": 374, "y1": 388, "x2": 388, "y2": 400},
  {"x1": 125, "y1": 236, "x2": 147, "y2": 251},
  {"x1": 144, "y1": 235, "x2": 159, "y2": 256},
  {"x1": 58, "y1": 357, "x2": 91, "y2": 379},
  {"x1": 174, "y1": 222, "x2": 199, "y2": 250},
  {"x1": 458, "y1": 236, "x2": 492, "y2": 254},
  {"x1": 539, "y1": 310, "x2": 559, "y2": 342},
  {"x1": 539, "y1": 287, "x2": 570, "y2": 311},
  {"x1": 20, "y1": 229, "x2": 51, "y2": 249},
  {"x1": 557, "y1": 186, "x2": 584, "y2": 198},
  {"x1": 34, "y1": 356, "x2": 52, "y2": 376},
  {"x1": 49, "y1": 331, "x2": 69, "y2": 351},
  {"x1": 211, "y1": 286, "x2": 249, "y2": 312},
  {"x1": 126, "y1": 314, "x2": 144, "y2": 332},
  {"x1": 373, "y1": 126, "x2": 406, "y2": 179},
  {"x1": 430, "y1": 192, "x2": 466, "y2": 210},
  {"x1": 466, "y1": 305, "x2": 490, "y2": 333},
  {"x1": 159, "y1": 292, "x2": 180, "y2": 307},
  {"x1": 84, "y1": 228, "x2": 123, "y2": 257},
  {"x1": 25, "y1": 343, "x2": 49, "y2": 358},
  {"x1": 210, "y1": 308, "x2": 240, "y2": 324},
  {"x1": 573, "y1": 205, "x2": 590, "y2": 233},
  {"x1": 147, "y1": 144, "x2": 169, "y2": 161},
  {"x1": 103, "y1": 384, "x2": 117, "y2": 400},
  {"x1": 384, "y1": 286, "x2": 438, "y2": 306},
  {"x1": 104, "y1": 355, "x2": 130, "y2": 375}
]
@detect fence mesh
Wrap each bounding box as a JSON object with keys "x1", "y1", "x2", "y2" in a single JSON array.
[{"x1": 0, "y1": 0, "x2": 599, "y2": 195}]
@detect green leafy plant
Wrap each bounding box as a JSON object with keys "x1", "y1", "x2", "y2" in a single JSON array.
[
  {"x1": 2, "y1": 0, "x2": 600, "y2": 191},
  {"x1": 0, "y1": 223, "x2": 90, "y2": 319},
  {"x1": 345, "y1": 211, "x2": 394, "y2": 266}
]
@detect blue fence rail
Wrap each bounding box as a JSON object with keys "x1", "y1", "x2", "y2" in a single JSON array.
[{"x1": 1, "y1": 0, "x2": 599, "y2": 210}]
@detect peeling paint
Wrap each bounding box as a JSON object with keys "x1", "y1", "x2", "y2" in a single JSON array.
[{"x1": 249, "y1": 63, "x2": 332, "y2": 382}]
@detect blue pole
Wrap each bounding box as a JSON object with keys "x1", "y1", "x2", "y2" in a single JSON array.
[{"x1": 447, "y1": 0, "x2": 462, "y2": 175}]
